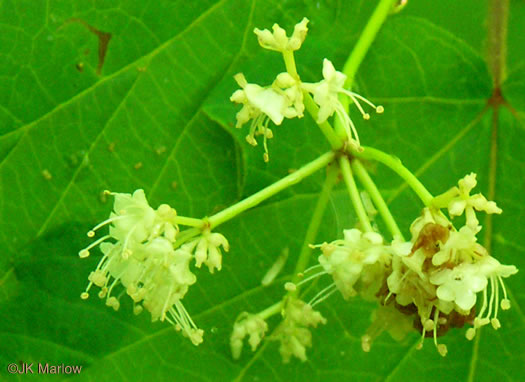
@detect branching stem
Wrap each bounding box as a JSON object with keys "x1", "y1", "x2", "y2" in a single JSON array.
[
  {"x1": 207, "y1": 151, "x2": 336, "y2": 229},
  {"x1": 339, "y1": 155, "x2": 373, "y2": 232},
  {"x1": 352, "y1": 159, "x2": 404, "y2": 240},
  {"x1": 353, "y1": 147, "x2": 434, "y2": 206}
]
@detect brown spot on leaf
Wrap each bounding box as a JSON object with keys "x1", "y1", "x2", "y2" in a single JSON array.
[
  {"x1": 62, "y1": 18, "x2": 112, "y2": 75},
  {"x1": 107, "y1": 142, "x2": 116, "y2": 152},
  {"x1": 76, "y1": 62, "x2": 84, "y2": 72},
  {"x1": 170, "y1": 181, "x2": 178, "y2": 190},
  {"x1": 134, "y1": 162, "x2": 143, "y2": 170}
]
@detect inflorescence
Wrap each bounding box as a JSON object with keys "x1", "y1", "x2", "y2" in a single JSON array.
[
  {"x1": 79, "y1": 18, "x2": 518, "y2": 364},
  {"x1": 79, "y1": 190, "x2": 228, "y2": 346}
]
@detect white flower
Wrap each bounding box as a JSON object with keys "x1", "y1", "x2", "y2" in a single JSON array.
[
  {"x1": 465, "y1": 255, "x2": 518, "y2": 339},
  {"x1": 78, "y1": 189, "x2": 224, "y2": 346},
  {"x1": 273, "y1": 299, "x2": 326, "y2": 363},
  {"x1": 187, "y1": 230, "x2": 229, "y2": 273},
  {"x1": 410, "y1": 207, "x2": 452, "y2": 242},
  {"x1": 431, "y1": 225, "x2": 487, "y2": 266},
  {"x1": 318, "y1": 229, "x2": 387, "y2": 299},
  {"x1": 274, "y1": 72, "x2": 305, "y2": 119},
  {"x1": 230, "y1": 73, "x2": 295, "y2": 161},
  {"x1": 430, "y1": 262, "x2": 487, "y2": 311},
  {"x1": 254, "y1": 18, "x2": 309, "y2": 52},
  {"x1": 301, "y1": 59, "x2": 383, "y2": 150},
  {"x1": 230, "y1": 313, "x2": 268, "y2": 359},
  {"x1": 432, "y1": 173, "x2": 502, "y2": 230}
]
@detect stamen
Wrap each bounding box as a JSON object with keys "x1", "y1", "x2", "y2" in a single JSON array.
[
  {"x1": 497, "y1": 276, "x2": 511, "y2": 310},
  {"x1": 309, "y1": 283, "x2": 337, "y2": 307},
  {"x1": 425, "y1": 319, "x2": 435, "y2": 332},
  {"x1": 334, "y1": 106, "x2": 361, "y2": 147},
  {"x1": 486, "y1": 277, "x2": 496, "y2": 320},
  {"x1": 432, "y1": 310, "x2": 447, "y2": 357},
  {"x1": 106, "y1": 272, "x2": 124, "y2": 298},
  {"x1": 262, "y1": 119, "x2": 271, "y2": 162},
  {"x1": 106, "y1": 296, "x2": 120, "y2": 311},
  {"x1": 345, "y1": 90, "x2": 384, "y2": 114},
  {"x1": 297, "y1": 271, "x2": 327, "y2": 286},
  {"x1": 343, "y1": 91, "x2": 369, "y2": 119},
  {"x1": 133, "y1": 304, "x2": 143, "y2": 315},
  {"x1": 79, "y1": 235, "x2": 111, "y2": 258},
  {"x1": 477, "y1": 285, "x2": 488, "y2": 320},
  {"x1": 161, "y1": 283, "x2": 175, "y2": 321},
  {"x1": 89, "y1": 215, "x2": 127, "y2": 234},
  {"x1": 466, "y1": 328, "x2": 476, "y2": 340},
  {"x1": 493, "y1": 276, "x2": 500, "y2": 319},
  {"x1": 98, "y1": 287, "x2": 108, "y2": 298},
  {"x1": 121, "y1": 225, "x2": 138, "y2": 258},
  {"x1": 491, "y1": 318, "x2": 501, "y2": 330},
  {"x1": 302, "y1": 264, "x2": 323, "y2": 274}
]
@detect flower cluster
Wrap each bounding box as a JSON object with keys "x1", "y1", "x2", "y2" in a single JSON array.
[
  {"x1": 272, "y1": 298, "x2": 327, "y2": 363},
  {"x1": 230, "y1": 312, "x2": 269, "y2": 359},
  {"x1": 312, "y1": 174, "x2": 517, "y2": 356},
  {"x1": 79, "y1": 190, "x2": 229, "y2": 346},
  {"x1": 317, "y1": 228, "x2": 399, "y2": 300},
  {"x1": 230, "y1": 18, "x2": 383, "y2": 160}
]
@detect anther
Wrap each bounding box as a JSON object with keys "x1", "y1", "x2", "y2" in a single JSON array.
[
  {"x1": 466, "y1": 328, "x2": 476, "y2": 340},
  {"x1": 437, "y1": 344, "x2": 448, "y2": 357}
]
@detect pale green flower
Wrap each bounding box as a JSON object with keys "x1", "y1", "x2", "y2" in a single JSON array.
[
  {"x1": 465, "y1": 255, "x2": 518, "y2": 339},
  {"x1": 430, "y1": 262, "x2": 487, "y2": 311},
  {"x1": 273, "y1": 299, "x2": 326, "y2": 363},
  {"x1": 230, "y1": 313, "x2": 268, "y2": 359},
  {"x1": 432, "y1": 173, "x2": 502, "y2": 230},
  {"x1": 301, "y1": 59, "x2": 383, "y2": 150},
  {"x1": 185, "y1": 230, "x2": 229, "y2": 273},
  {"x1": 254, "y1": 18, "x2": 309, "y2": 52},
  {"x1": 318, "y1": 228, "x2": 386, "y2": 299},
  {"x1": 78, "y1": 190, "x2": 221, "y2": 346}
]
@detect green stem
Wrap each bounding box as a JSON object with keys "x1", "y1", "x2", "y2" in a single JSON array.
[
  {"x1": 353, "y1": 146, "x2": 434, "y2": 205},
  {"x1": 283, "y1": 48, "x2": 343, "y2": 150},
  {"x1": 174, "y1": 227, "x2": 201, "y2": 249},
  {"x1": 303, "y1": 92, "x2": 344, "y2": 150},
  {"x1": 339, "y1": 155, "x2": 373, "y2": 232},
  {"x1": 334, "y1": 0, "x2": 398, "y2": 139},
  {"x1": 208, "y1": 151, "x2": 336, "y2": 229},
  {"x1": 282, "y1": 51, "x2": 299, "y2": 78},
  {"x1": 257, "y1": 301, "x2": 283, "y2": 320},
  {"x1": 342, "y1": 0, "x2": 398, "y2": 87},
  {"x1": 290, "y1": 163, "x2": 339, "y2": 290},
  {"x1": 173, "y1": 216, "x2": 204, "y2": 228},
  {"x1": 352, "y1": 159, "x2": 403, "y2": 240}
]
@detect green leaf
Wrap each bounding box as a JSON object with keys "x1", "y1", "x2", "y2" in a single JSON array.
[{"x1": 1, "y1": 1, "x2": 523, "y2": 381}]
